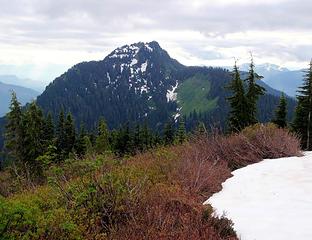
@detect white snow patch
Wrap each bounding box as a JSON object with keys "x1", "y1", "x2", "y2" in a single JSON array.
[
  {"x1": 205, "y1": 152, "x2": 312, "y2": 240},
  {"x1": 145, "y1": 43, "x2": 153, "y2": 52},
  {"x1": 129, "y1": 45, "x2": 140, "y2": 54},
  {"x1": 140, "y1": 85, "x2": 148, "y2": 94},
  {"x1": 107, "y1": 72, "x2": 111, "y2": 83},
  {"x1": 141, "y1": 61, "x2": 148, "y2": 73},
  {"x1": 130, "y1": 58, "x2": 138, "y2": 66},
  {"x1": 166, "y1": 81, "x2": 178, "y2": 102},
  {"x1": 109, "y1": 53, "x2": 129, "y2": 59},
  {"x1": 173, "y1": 113, "x2": 180, "y2": 121}
]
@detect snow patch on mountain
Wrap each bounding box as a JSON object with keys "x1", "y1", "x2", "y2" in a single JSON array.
[
  {"x1": 141, "y1": 61, "x2": 148, "y2": 73},
  {"x1": 166, "y1": 81, "x2": 178, "y2": 102},
  {"x1": 130, "y1": 58, "x2": 138, "y2": 66},
  {"x1": 106, "y1": 72, "x2": 111, "y2": 83},
  {"x1": 145, "y1": 43, "x2": 153, "y2": 52}
]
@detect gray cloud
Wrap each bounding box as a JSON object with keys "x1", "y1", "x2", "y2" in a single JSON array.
[
  {"x1": 0, "y1": 0, "x2": 311, "y2": 82},
  {"x1": 1, "y1": 0, "x2": 311, "y2": 37}
]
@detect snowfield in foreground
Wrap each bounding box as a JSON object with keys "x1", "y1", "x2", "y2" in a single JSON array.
[{"x1": 205, "y1": 152, "x2": 312, "y2": 240}]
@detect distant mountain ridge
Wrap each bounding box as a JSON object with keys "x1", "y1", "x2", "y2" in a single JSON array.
[
  {"x1": 36, "y1": 41, "x2": 184, "y2": 129},
  {"x1": 35, "y1": 41, "x2": 296, "y2": 130},
  {"x1": 0, "y1": 81, "x2": 39, "y2": 117},
  {"x1": 0, "y1": 41, "x2": 297, "y2": 152},
  {"x1": 239, "y1": 63, "x2": 303, "y2": 97}
]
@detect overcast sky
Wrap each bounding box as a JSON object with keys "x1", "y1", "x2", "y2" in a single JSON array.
[{"x1": 0, "y1": 0, "x2": 311, "y2": 88}]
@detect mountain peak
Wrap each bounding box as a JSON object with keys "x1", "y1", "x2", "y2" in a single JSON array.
[
  {"x1": 239, "y1": 63, "x2": 289, "y2": 72},
  {"x1": 257, "y1": 63, "x2": 289, "y2": 72},
  {"x1": 106, "y1": 41, "x2": 161, "y2": 60}
]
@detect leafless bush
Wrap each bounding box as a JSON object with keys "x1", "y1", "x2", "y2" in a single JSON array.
[
  {"x1": 112, "y1": 185, "x2": 237, "y2": 240},
  {"x1": 172, "y1": 124, "x2": 301, "y2": 200}
]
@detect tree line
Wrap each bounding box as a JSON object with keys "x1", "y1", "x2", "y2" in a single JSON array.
[
  {"x1": 3, "y1": 57, "x2": 312, "y2": 179},
  {"x1": 227, "y1": 57, "x2": 312, "y2": 150},
  {"x1": 3, "y1": 94, "x2": 187, "y2": 177}
]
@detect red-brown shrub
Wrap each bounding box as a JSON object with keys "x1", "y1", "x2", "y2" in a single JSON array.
[
  {"x1": 173, "y1": 139, "x2": 232, "y2": 198},
  {"x1": 172, "y1": 124, "x2": 301, "y2": 200},
  {"x1": 112, "y1": 185, "x2": 237, "y2": 240},
  {"x1": 241, "y1": 123, "x2": 302, "y2": 159}
]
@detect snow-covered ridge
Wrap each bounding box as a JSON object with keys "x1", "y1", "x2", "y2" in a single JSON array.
[
  {"x1": 105, "y1": 42, "x2": 158, "y2": 95},
  {"x1": 205, "y1": 152, "x2": 312, "y2": 240},
  {"x1": 108, "y1": 42, "x2": 155, "y2": 60}
]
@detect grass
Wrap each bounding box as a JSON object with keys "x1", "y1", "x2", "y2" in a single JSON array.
[{"x1": 177, "y1": 73, "x2": 218, "y2": 116}]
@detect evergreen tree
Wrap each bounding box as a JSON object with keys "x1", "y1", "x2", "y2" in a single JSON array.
[
  {"x1": 114, "y1": 123, "x2": 133, "y2": 156},
  {"x1": 56, "y1": 110, "x2": 66, "y2": 157},
  {"x1": 84, "y1": 135, "x2": 93, "y2": 155},
  {"x1": 123, "y1": 123, "x2": 134, "y2": 155},
  {"x1": 95, "y1": 118, "x2": 110, "y2": 153},
  {"x1": 195, "y1": 121, "x2": 206, "y2": 135},
  {"x1": 163, "y1": 121, "x2": 175, "y2": 145},
  {"x1": 293, "y1": 60, "x2": 312, "y2": 150},
  {"x1": 226, "y1": 61, "x2": 249, "y2": 132},
  {"x1": 272, "y1": 93, "x2": 287, "y2": 128},
  {"x1": 63, "y1": 112, "x2": 76, "y2": 156},
  {"x1": 176, "y1": 118, "x2": 186, "y2": 144},
  {"x1": 245, "y1": 56, "x2": 266, "y2": 125},
  {"x1": 4, "y1": 92, "x2": 23, "y2": 162},
  {"x1": 141, "y1": 122, "x2": 151, "y2": 150},
  {"x1": 75, "y1": 123, "x2": 87, "y2": 156},
  {"x1": 133, "y1": 124, "x2": 143, "y2": 151},
  {"x1": 22, "y1": 102, "x2": 46, "y2": 166},
  {"x1": 44, "y1": 112, "x2": 54, "y2": 145}
]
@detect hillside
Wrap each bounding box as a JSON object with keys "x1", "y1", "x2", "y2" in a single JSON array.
[
  {"x1": 0, "y1": 42, "x2": 298, "y2": 153},
  {"x1": 0, "y1": 81, "x2": 39, "y2": 117},
  {"x1": 34, "y1": 41, "x2": 296, "y2": 131}
]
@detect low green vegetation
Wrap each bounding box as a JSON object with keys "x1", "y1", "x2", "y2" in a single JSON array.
[
  {"x1": 0, "y1": 123, "x2": 301, "y2": 240},
  {"x1": 177, "y1": 74, "x2": 218, "y2": 116}
]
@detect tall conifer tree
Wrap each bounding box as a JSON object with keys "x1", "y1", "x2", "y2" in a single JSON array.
[
  {"x1": 245, "y1": 56, "x2": 265, "y2": 125},
  {"x1": 56, "y1": 110, "x2": 66, "y2": 159},
  {"x1": 176, "y1": 118, "x2": 186, "y2": 143},
  {"x1": 5, "y1": 92, "x2": 23, "y2": 162},
  {"x1": 95, "y1": 118, "x2": 110, "y2": 153},
  {"x1": 163, "y1": 121, "x2": 175, "y2": 145},
  {"x1": 63, "y1": 112, "x2": 76, "y2": 155},
  {"x1": 22, "y1": 101, "x2": 46, "y2": 172},
  {"x1": 226, "y1": 61, "x2": 248, "y2": 132},
  {"x1": 75, "y1": 123, "x2": 87, "y2": 156},
  {"x1": 272, "y1": 93, "x2": 287, "y2": 128},
  {"x1": 44, "y1": 112, "x2": 54, "y2": 145},
  {"x1": 293, "y1": 60, "x2": 312, "y2": 150}
]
